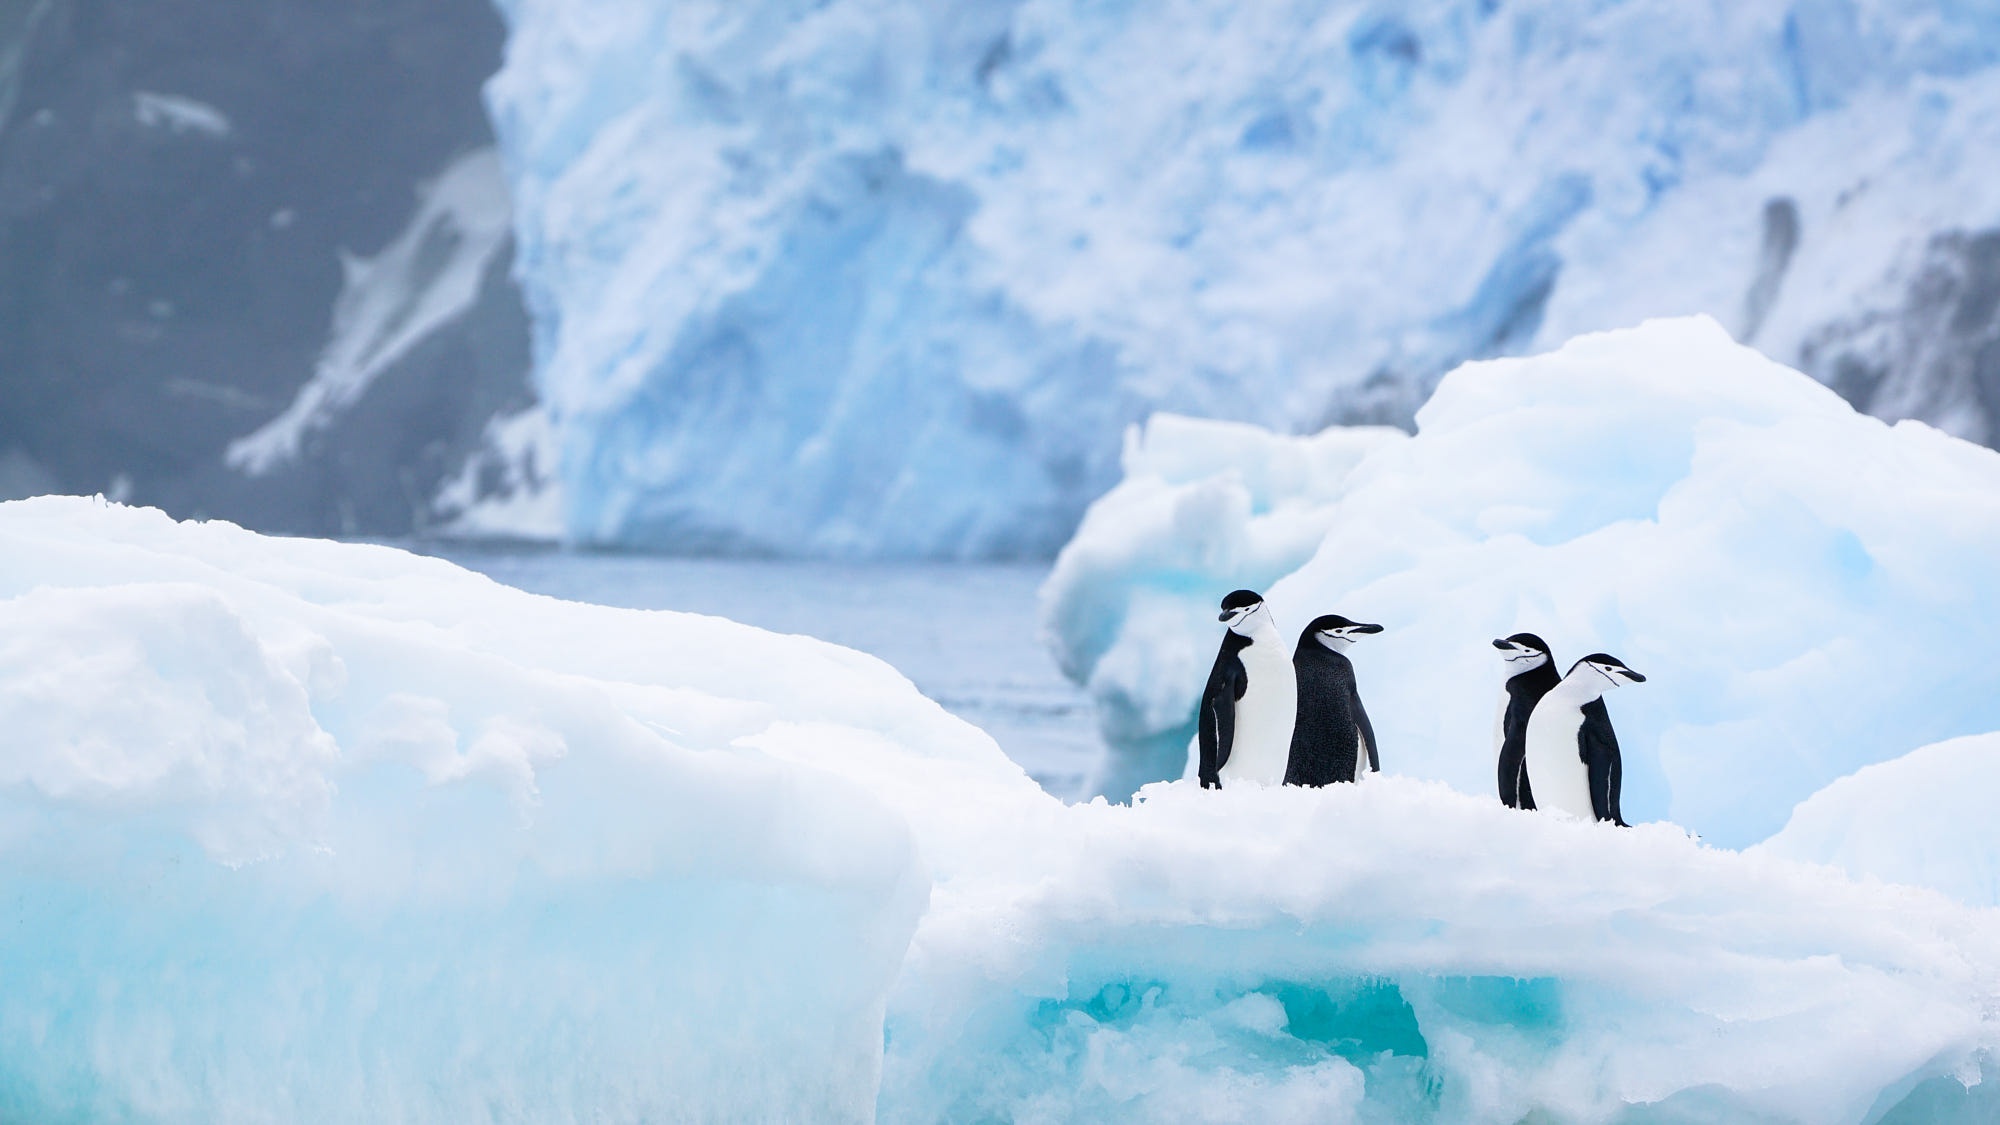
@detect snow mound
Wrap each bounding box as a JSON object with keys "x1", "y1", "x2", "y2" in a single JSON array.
[
  {"x1": 6, "y1": 496, "x2": 2000, "y2": 1122},
  {"x1": 1757, "y1": 732, "x2": 2000, "y2": 909},
  {"x1": 0, "y1": 495, "x2": 1015, "y2": 1123},
  {"x1": 486, "y1": 0, "x2": 2000, "y2": 557},
  {"x1": 1042, "y1": 317, "x2": 2000, "y2": 844}
]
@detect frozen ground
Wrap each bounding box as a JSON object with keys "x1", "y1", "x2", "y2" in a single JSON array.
[
  {"x1": 4, "y1": 495, "x2": 1999, "y2": 1122},
  {"x1": 427, "y1": 548, "x2": 1103, "y2": 799}
]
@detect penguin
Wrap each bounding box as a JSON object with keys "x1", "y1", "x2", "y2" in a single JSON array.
[
  {"x1": 1522, "y1": 654, "x2": 1646, "y2": 825},
  {"x1": 1197, "y1": 589, "x2": 1297, "y2": 788},
  {"x1": 1285, "y1": 615, "x2": 1384, "y2": 786},
  {"x1": 1491, "y1": 633, "x2": 1560, "y2": 809}
]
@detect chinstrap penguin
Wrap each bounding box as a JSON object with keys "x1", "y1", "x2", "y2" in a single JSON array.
[
  {"x1": 1492, "y1": 633, "x2": 1559, "y2": 809},
  {"x1": 1198, "y1": 589, "x2": 1297, "y2": 788},
  {"x1": 1523, "y1": 654, "x2": 1645, "y2": 825},
  {"x1": 1286, "y1": 614, "x2": 1383, "y2": 785}
]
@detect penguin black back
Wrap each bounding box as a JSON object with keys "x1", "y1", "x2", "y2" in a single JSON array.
[
  {"x1": 1285, "y1": 614, "x2": 1381, "y2": 786},
  {"x1": 1493, "y1": 633, "x2": 1559, "y2": 809},
  {"x1": 1580, "y1": 698, "x2": 1628, "y2": 826}
]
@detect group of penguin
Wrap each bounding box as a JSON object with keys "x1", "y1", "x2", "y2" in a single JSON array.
[{"x1": 1199, "y1": 589, "x2": 1647, "y2": 824}]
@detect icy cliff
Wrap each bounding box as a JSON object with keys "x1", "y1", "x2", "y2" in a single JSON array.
[
  {"x1": 5, "y1": 497, "x2": 2000, "y2": 1121},
  {"x1": 1041, "y1": 317, "x2": 2000, "y2": 843},
  {"x1": 486, "y1": 0, "x2": 2000, "y2": 556}
]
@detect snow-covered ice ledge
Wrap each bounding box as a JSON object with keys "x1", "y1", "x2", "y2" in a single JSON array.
[
  {"x1": 1043, "y1": 316, "x2": 2000, "y2": 844},
  {"x1": 2, "y1": 494, "x2": 1999, "y2": 1121}
]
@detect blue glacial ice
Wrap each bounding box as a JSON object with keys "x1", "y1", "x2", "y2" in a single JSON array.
[
  {"x1": 4, "y1": 495, "x2": 2000, "y2": 1121},
  {"x1": 483, "y1": 0, "x2": 2000, "y2": 555},
  {"x1": 1041, "y1": 317, "x2": 2000, "y2": 842}
]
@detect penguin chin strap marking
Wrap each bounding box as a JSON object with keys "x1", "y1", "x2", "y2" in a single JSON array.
[{"x1": 1592, "y1": 663, "x2": 1623, "y2": 687}]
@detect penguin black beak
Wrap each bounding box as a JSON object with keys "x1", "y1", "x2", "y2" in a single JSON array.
[
  {"x1": 1625, "y1": 670, "x2": 1647, "y2": 683},
  {"x1": 1354, "y1": 623, "x2": 1383, "y2": 634},
  {"x1": 1491, "y1": 638, "x2": 1512, "y2": 650},
  {"x1": 1218, "y1": 611, "x2": 1232, "y2": 622}
]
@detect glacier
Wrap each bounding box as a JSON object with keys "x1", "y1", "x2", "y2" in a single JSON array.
[
  {"x1": 1041, "y1": 317, "x2": 2000, "y2": 842},
  {"x1": 4, "y1": 495, "x2": 2000, "y2": 1122},
  {"x1": 485, "y1": 0, "x2": 2000, "y2": 556}
]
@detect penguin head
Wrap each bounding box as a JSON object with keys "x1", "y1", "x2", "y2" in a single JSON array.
[
  {"x1": 1492, "y1": 632, "x2": 1552, "y2": 673},
  {"x1": 1571, "y1": 653, "x2": 1646, "y2": 689},
  {"x1": 1218, "y1": 589, "x2": 1268, "y2": 634},
  {"x1": 1305, "y1": 613, "x2": 1383, "y2": 652}
]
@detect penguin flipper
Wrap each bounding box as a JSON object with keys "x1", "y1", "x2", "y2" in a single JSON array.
[
  {"x1": 1354, "y1": 694, "x2": 1379, "y2": 774},
  {"x1": 1198, "y1": 654, "x2": 1246, "y2": 788}
]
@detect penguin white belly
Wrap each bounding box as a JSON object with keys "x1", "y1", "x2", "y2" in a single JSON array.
[
  {"x1": 1352, "y1": 723, "x2": 1371, "y2": 782},
  {"x1": 1524, "y1": 710, "x2": 1594, "y2": 820},
  {"x1": 1216, "y1": 646, "x2": 1296, "y2": 786}
]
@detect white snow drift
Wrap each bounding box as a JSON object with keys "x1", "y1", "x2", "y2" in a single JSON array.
[
  {"x1": 1042, "y1": 317, "x2": 2000, "y2": 846},
  {"x1": 3, "y1": 495, "x2": 2000, "y2": 1122},
  {"x1": 1758, "y1": 731, "x2": 2000, "y2": 910}
]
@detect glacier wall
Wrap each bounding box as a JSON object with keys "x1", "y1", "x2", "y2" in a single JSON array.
[
  {"x1": 486, "y1": 0, "x2": 2000, "y2": 556},
  {"x1": 1041, "y1": 318, "x2": 2000, "y2": 842},
  {"x1": 4, "y1": 497, "x2": 2000, "y2": 1121}
]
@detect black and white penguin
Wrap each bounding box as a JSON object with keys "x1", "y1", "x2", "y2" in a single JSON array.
[
  {"x1": 1285, "y1": 615, "x2": 1383, "y2": 786},
  {"x1": 1197, "y1": 589, "x2": 1297, "y2": 788},
  {"x1": 1523, "y1": 654, "x2": 1646, "y2": 825},
  {"x1": 1492, "y1": 633, "x2": 1560, "y2": 809}
]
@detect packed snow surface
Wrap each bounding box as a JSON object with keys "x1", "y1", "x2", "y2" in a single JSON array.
[
  {"x1": 4, "y1": 496, "x2": 2000, "y2": 1122},
  {"x1": 1043, "y1": 317, "x2": 2000, "y2": 843},
  {"x1": 1758, "y1": 731, "x2": 2000, "y2": 909},
  {"x1": 486, "y1": 0, "x2": 2000, "y2": 555}
]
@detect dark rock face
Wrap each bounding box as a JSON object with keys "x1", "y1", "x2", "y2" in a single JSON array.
[
  {"x1": 0, "y1": 0, "x2": 531, "y2": 534},
  {"x1": 1801, "y1": 229, "x2": 2000, "y2": 449}
]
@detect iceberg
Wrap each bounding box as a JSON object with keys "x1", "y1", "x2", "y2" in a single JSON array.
[
  {"x1": 486, "y1": 0, "x2": 2000, "y2": 557},
  {"x1": 0, "y1": 496, "x2": 977, "y2": 1122},
  {"x1": 1041, "y1": 317, "x2": 2000, "y2": 845},
  {"x1": 4, "y1": 496, "x2": 2000, "y2": 1121}
]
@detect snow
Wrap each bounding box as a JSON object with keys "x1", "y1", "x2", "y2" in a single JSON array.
[
  {"x1": 485, "y1": 0, "x2": 2000, "y2": 557},
  {"x1": 0, "y1": 495, "x2": 974, "y2": 1121},
  {"x1": 5, "y1": 495, "x2": 2000, "y2": 1121},
  {"x1": 432, "y1": 403, "x2": 565, "y2": 539},
  {"x1": 133, "y1": 91, "x2": 232, "y2": 139},
  {"x1": 227, "y1": 149, "x2": 516, "y2": 476},
  {"x1": 1041, "y1": 317, "x2": 2000, "y2": 846},
  {"x1": 1757, "y1": 732, "x2": 2000, "y2": 909}
]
